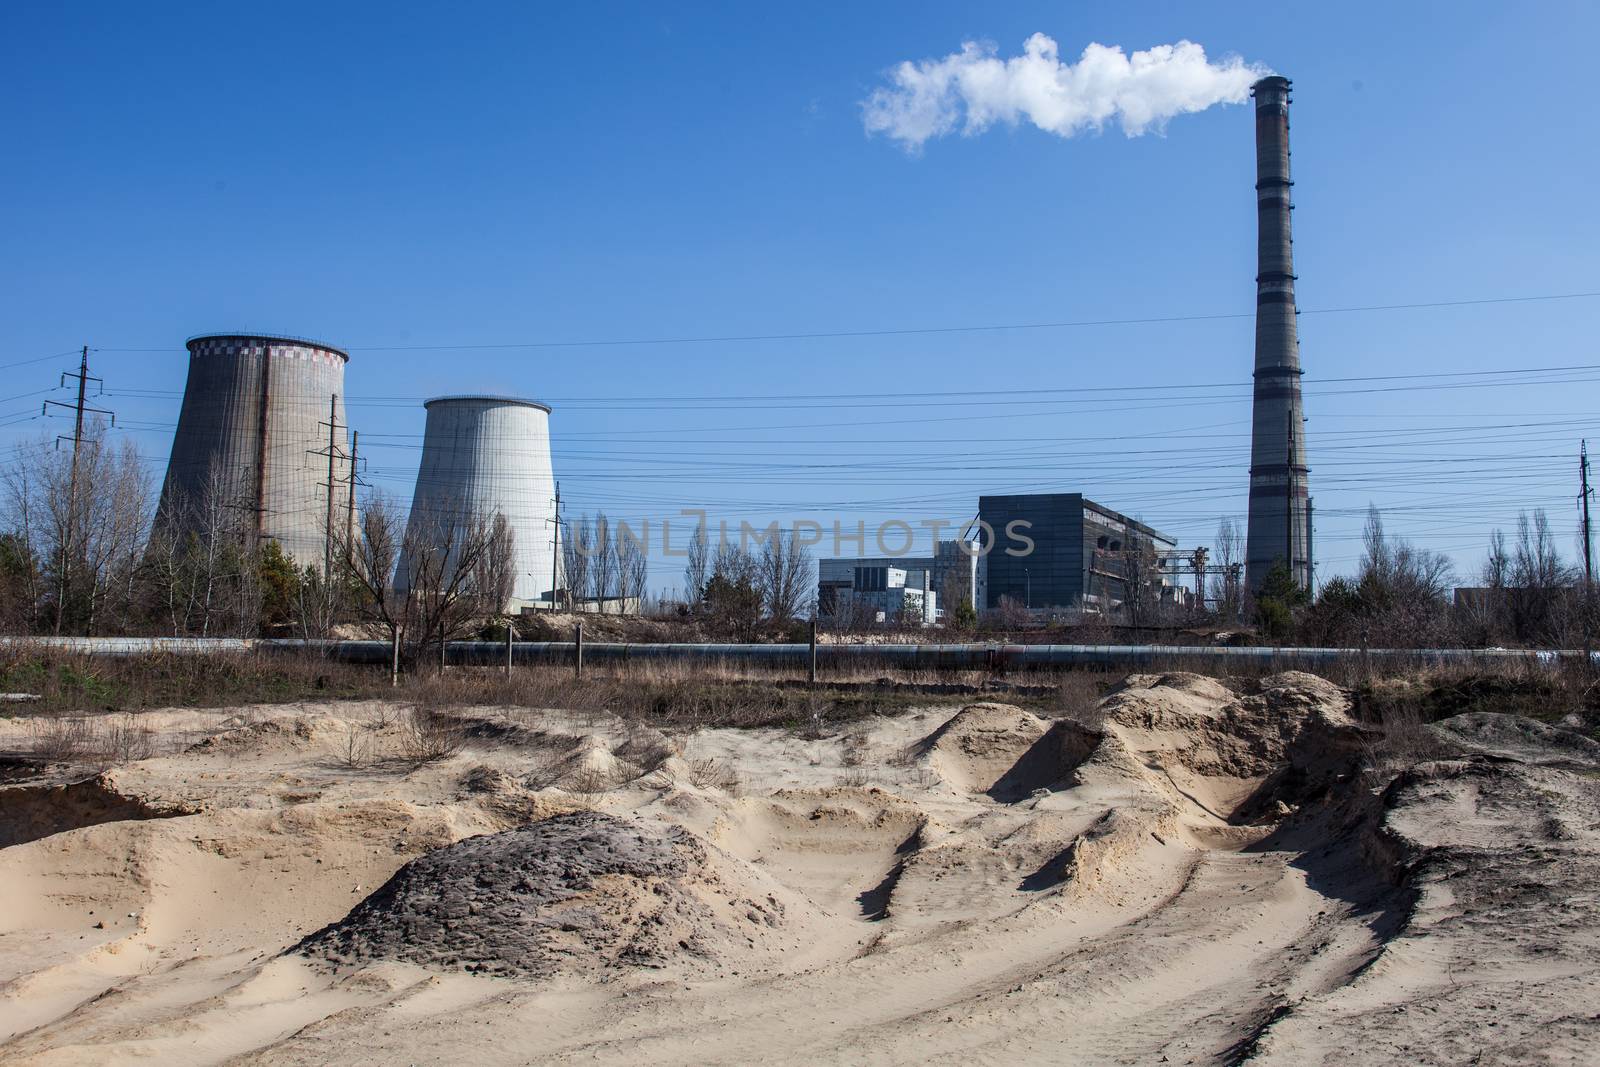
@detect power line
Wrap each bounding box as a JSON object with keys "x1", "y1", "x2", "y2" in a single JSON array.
[{"x1": 84, "y1": 289, "x2": 1600, "y2": 355}]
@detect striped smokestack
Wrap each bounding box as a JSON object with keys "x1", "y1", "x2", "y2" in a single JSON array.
[{"x1": 1245, "y1": 75, "x2": 1310, "y2": 593}]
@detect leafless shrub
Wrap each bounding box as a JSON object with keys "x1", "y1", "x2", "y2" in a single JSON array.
[
  {"x1": 614, "y1": 723, "x2": 674, "y2": 773},
  {"x1": 686, "y1": 757, "x2": 740, "y2": 793},
  {"x1": 841, "y1": 731, "x2": 871, "y2": 767},
  {"x1": 887, "y1": 740, "x2": 923, "y2": 768},
  {"x1": 399, "y1": 706, "x2": 467, "y2": 764},
  {"x1": 1363, "y1": 706, "x2": 1459, "y2": 775},
  {"x1": 839, "y1": 767, "x2": 872, "y2": 788},
  {"x1": 30, "y1": 716, "x2": 94, "y2": 761},
  {"x1": 800, "y1": 696, "x2": 828, "y2": 740},
  {"x1": 642, "y1": 761, "x2": 680, "y2": 790},
  {"x1": 367, "y1": 704, "x2": 401, "y2": 731},
  {"x1": 338, "y1": 724, "x2": 371, "y2": 769},
  {"x1": 99, "y1": 713, "x2": 154, "y2": 763},
  {"x1": 568, "y1": 765, "x2": 615, "y2": 807}
]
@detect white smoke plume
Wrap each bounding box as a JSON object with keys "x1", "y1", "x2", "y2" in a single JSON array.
[{"x1": 862, "y1": 34, "x2": 1268, "y2": 150}]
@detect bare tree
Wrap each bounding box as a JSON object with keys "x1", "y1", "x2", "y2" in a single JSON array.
[
  {"x1": 2, "y1": 427, "x2": 154, "y2": 635},
  {"x1": 339, "y1": 491, "x2": 514, "y2": 666},
  {"x1": 619, "y1": 523, "x2": 648, "y2": 613},
  {"x1": 561, "y1": 513, "x2": 590, "y2": 612},
  {"x1": 149, "y1": 464, "x2": 258, "y2": 637},
  {"x1": 1507, "y1": 508, "x2": 1575, "y2": 643},
  {"x1": 1347, "y1": 505, "x2": 1456, "y2": 647},
  {"x1": 472, "y1": 513, "x2": 518, "y2": 614},
  {"x1": 684, "y1": 520, "x2": 708, "y2": 604},
  {"x1": 757, "y1": 529, "x2": 812, "y2": 624},
  {"x1": 588, "y1": 512, "x2": 616, "y2": 613},
  {"x1": 1118, "y1": 537, "x2": 1165, "y2": 627},
  {"x1": 1209, "y1": 516, "x2": 1246, "y2": 625}
]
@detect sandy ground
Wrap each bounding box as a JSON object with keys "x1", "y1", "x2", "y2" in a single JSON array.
[{"x1": 0, "y1": 673, "x2": 1596, "y2": 1065}]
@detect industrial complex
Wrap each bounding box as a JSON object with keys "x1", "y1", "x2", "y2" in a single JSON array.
[{"x1": 151, "y1": 76, "x2": 1310, "y2": 623}]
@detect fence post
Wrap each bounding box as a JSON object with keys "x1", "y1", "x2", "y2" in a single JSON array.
[
  {"x1": 390, "y1": 628, "x2": 400, "y2": 688},
  {"x1": 809, "y1": 618, "x2": 818, "y2": 686},
  {"x1": 505, "y1": 620, "x2": 514, "y2": 678},
  {"x1": 575, "y1": 620, "x2": 584, "y2": 680}
]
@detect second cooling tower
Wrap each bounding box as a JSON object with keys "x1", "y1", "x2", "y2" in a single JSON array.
[{"x1": 396, "y1": 396, "x2": 557, "y2": 608}]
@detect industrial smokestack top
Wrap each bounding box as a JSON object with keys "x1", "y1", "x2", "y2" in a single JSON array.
[
  {"x1": 396, "y1": 395, "x2": 558, "y2": 610},
  {"x1": 156, "y1": 333, "x2": 352, "y2": 570},
  {"x1": 1244, "y1": 75, "x2": 1311, "y2": 594}
]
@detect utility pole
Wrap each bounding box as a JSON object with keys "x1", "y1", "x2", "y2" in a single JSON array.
[
  {"x1": 44, "y1": 347, "x2": 113, "y2": 635},
  {"x1": 325, "y1": 396, "x2": 337, "y2": 579},
  {"x1": 1286, "y1": 420, "x2": 1296, "y2": 589},
  {"x1": 1581, "y1": 440, "x2": 1594, "y2": 589},
  {"x1": 1306, "y1": 497, "x2": 1315, "y2": 595},
  {"x1": 550, "y1": 481, "x2": 561, "y2": 610},
  {"x1": 346, "y1": 430, "x2": 359, "y2": 567},
  {"x1": 310, "y1": 396, "x2": 349, "y2": 581}
]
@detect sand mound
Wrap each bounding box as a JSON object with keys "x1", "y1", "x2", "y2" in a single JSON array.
[
  {"x1": 1102, "y1": 672, "x2": 1365, "y2": 821},
  {"x1": 913, "y1": 702, "x2": 1049, "y2": 796},
  {"x1": 1253, "y1": 717, "x2": 1600, "y2": 1062},
  {"x1": 985, "y1": 719, "x2": 1104, "y2": 801},
  {"x1": 1433, "y1": 711, "x2": 1600, "y2": 768},
  {"x1": 525, "y1": 734, "x2": 648, "y2": 792},
  {"x1": 0, "y1": 773, "x2": 197, "y2": 848},
  {"x1": 185, "y1": 716, "x2": 330, "y2": 756},
  {"x1": 296, "y1": 811, "x2": 808, "y2": 978}
]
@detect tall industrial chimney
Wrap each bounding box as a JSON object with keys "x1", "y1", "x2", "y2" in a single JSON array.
[{"x1": 1244, "y1": 75, "x2": 1310, "y2": 593}]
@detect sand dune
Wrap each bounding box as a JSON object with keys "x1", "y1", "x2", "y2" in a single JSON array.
[{"x1": 0, "y1": 672, "x2": 1595, "y2": 1064}]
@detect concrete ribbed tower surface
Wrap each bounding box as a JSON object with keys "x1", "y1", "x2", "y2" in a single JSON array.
[
  {"x1": 394, "y1": 396, "x2": 557, "y2": 609},
  {"x1": 1245, "y1": 75, "x2": 1311, "y2": 593},
  {"x1": 156, "y1": 334, "x2": 351, "y2": 570}
]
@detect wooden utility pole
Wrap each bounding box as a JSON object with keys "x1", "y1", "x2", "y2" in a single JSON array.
[{"x1": 808, "y1": 617, "x2": 818, "y2": 686}]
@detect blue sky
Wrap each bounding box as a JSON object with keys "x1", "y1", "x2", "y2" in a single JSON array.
[{"x1": 3, "y1": 2, "x2": 1597, "y2": 592}]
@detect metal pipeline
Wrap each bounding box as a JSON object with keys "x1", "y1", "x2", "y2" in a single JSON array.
[{"x1": 0, "y1": 636, "x2": 1590, "y2": 670}]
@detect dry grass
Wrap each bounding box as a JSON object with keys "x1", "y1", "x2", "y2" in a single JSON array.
[
  {"x1": 1362, "y1": 705, "x2": 1462, "y2": 775},
  {"x1": 4, "y1": 646, "x2": 1595, "y2": 742}
]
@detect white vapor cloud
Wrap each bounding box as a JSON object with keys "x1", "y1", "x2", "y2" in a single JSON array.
[{"x1": 862, "y1": 34, "x2": 1269, "y2": 150}]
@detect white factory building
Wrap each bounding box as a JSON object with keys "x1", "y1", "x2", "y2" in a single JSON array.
[{"x1": 816, "y1": 539, "x2": 979, "y2": 626}]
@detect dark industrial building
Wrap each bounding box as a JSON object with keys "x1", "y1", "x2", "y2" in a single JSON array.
[{"x1": 977, "y1": 494, "x2": 1177, "y2": 613}]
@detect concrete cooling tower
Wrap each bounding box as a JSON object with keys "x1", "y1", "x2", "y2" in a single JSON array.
[
  {"x1": 156, "y1": 334, "x2": 352, "y2": 570},
  {"x1": 395, "y1": 396, "x2": 557, "y2": 609}
]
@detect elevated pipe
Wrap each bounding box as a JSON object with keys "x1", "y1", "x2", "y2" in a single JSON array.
[{"x1": 0, "y1": 636, "x2": 1591, "y2": 669}]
